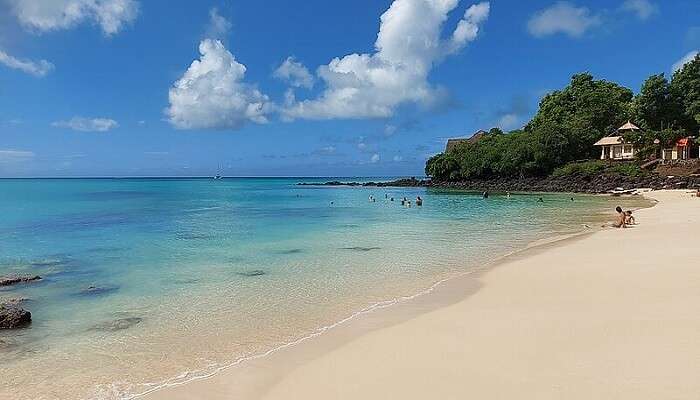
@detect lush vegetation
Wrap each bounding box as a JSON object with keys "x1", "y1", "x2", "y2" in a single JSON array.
[{"x1": 426, "y1": 54, "x2": 700, "y2": 181}]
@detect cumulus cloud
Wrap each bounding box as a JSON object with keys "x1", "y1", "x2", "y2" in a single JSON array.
[
  {"x1": 166, "y1": 39, "x2": 273, "y2": 130},
  {"x1": 496, "y1": 113, "x2": 521, "y2": 130},
  {"x1": 52, "y1": 116, "x2": 119, "y2": 132},
  {"x1": 281, "y1": 0, "x2": 490, "y2": 120},
  {"x1": 0, "y1": 49, "x2": 53, "y2": 77},
  {"x1": 621, "y1": 0, "x2": 657, "y2": 20},
  {"x1": 206, "y1": 7, "x2": 231, "y2": 39},
  {"x1": 273, "y1": 57, "x2": 314, "y2": 89},
  {"x1": 6, "y1": 0, "x2": 139, "y2": 36},
  {"x1": 527, "y1": 2, "x2": 601, "y2": 38},
  {"x1": 0, "y1": 149, "x2": 35, "y2": 163},
  {"x1": 672, "y1": 50, "x2": 698, "y2": 73}
]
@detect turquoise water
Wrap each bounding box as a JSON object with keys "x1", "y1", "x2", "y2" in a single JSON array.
[{"x1": 0, "y1": 178, "x2": 646, "y2": 399}]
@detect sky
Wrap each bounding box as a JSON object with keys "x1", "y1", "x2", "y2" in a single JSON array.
[{"x1": 1, "y1": 0, "x2": 699, "y2": 177}]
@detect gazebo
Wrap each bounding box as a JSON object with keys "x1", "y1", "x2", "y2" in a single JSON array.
[{"x1": 594, "y1": 121, "x2": 640, "y2": 160}]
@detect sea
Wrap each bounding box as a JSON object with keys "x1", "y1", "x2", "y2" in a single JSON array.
[{"x1": 0, "y1": 178, "x2": 649, "y2": 399}]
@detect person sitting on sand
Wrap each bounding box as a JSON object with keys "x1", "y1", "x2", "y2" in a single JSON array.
[
  {"x1": 625, "y1": 210, "x2": 636, "y2": 225},
  {"x1": 612, "y1": 206, "x2": 626, "y2": 228}
]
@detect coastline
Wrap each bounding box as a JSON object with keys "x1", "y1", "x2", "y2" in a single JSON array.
[
  {"x1": 141, "y1": 191, "x2": 695, "y2": 400},
  {"x1": 299, "y1": 174, "x2": 700, "y2": 194}
]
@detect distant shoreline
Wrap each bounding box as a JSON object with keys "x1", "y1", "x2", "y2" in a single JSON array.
[{"x1": 299, "y1": 174, "x2": 700, "y2": 193}]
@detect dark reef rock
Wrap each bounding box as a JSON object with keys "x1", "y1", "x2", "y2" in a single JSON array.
[
  {"x1": 341, "y1": 246, "x2": 381, "y2": 252},
  {"x1": 0, "y1": 275, "x2": 41, "y2": 287},
  {"x1": 300, "y1": 174, "x2": 700, "y2": 194},
  {"x1": 77, "y1": 285, "x2": 119, "y2": 297},
  {"x1": 0, "y1": 303, "x2": 32, "y2": 329},
  {"x1": 91, "y1": 317, "x2": 143, "y2": 332},
  {"x1": 236, "y1": 270, "x2": 266, "y2": 277},
  {"x1": 277, "y1": 249, "x2": 303, "y2": 255}
]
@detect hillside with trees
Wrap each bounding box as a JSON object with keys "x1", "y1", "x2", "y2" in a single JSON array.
[{"x1": 426, "y1": 54, "x2": 700, "y2": 183}]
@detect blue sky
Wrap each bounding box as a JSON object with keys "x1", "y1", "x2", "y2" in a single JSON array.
[{"x1": 1, "y1": 0, "x2": 699, "y2": 177}]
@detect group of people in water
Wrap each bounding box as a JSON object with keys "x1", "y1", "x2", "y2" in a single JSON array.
[
  {"x1": 612, "y1": 206, "x2": 636, "y2": 228},
  {"x1": 368, "y1": 194, "x2": 423, "y2": 207}
]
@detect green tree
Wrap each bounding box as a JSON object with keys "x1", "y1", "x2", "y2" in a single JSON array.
[
  {"x1": 526, "y1": 73, "x2": 634, "y2": 161},
  {"x1": 670, "y1": 53, "x2": 700, "y2": 133},
  {"x1": 632, "y1": 74, "x2": 685, "y2": 131}
]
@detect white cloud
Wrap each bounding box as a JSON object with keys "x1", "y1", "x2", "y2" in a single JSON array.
[
  {"x1": 0, "y1": 149, "x2": 35, "y2": 163},
  {"x1": 0, "y1": 49, "x2": 53, "y2": 77},
  {"x1": 527, "y1": 2, "x2": 601, "y2": 38},
  {"x1": 166, "y1": 39, "x2": 272, "y2": 130},
  {"x1": 52, "y1": 116, "x2": 119, "y2": 132},
  {"x1": 496, "y1": 113, "x2": 521, "y2": 130},
  {"x1": 621, "y1": 0, "x2": 657, "y2": 21},
  {"x1": 392, "y1": 155, "x2": 403, "y2": 162},
  {"x1": 370, "y1": 153, "x2": 380, "y2": 163},
  {"x1": 384, "y1": 124, "x2": 397, "y2": 136},
  {"x1": 6, "y1": 0, "x2": 139, "y2": 36},
  {"x1": 206, "y1": 7, "x2": 231, "y2": 39},
  {"x1": 672, "y1": 50, "x2": 698, "y2": 73},
  {"x1": 281, "y1": 0, "x2": 490, "y2": 120},
  {"x1": 273, "y1": 57, "x2": 314, "y2": 89}
]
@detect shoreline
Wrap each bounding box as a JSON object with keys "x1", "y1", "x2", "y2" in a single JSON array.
[
  {"x1": 142, "y1": 193, "x2": 665, "y2": 400},
  {"x1": 136, "y1": 227, "x2": 596, "y2": 399},
  {"x1": 299, "y1": 175, "x2": 700, "y2": 193}
]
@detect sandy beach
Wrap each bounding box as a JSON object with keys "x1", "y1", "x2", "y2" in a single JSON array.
[{"x1": 145, "y1": 190, "x2": 700, "y2": 400}]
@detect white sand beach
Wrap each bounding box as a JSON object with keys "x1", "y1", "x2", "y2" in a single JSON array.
[{"x1": 145, "y1": 190, "x2": 700, "y2": 400}]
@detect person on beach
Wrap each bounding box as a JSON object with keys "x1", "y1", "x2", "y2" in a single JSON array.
[
  {"x1": 625, "y1": 210, "x2": 636, "y2": 225},
  {"x1": 612, "y1": 206, "x2": 627, "y2": 228}
]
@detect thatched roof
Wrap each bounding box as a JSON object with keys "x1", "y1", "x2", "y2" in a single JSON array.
[
  {"x1": 617, "y1": 121, "x2": 640, "y2": 131},
  {"x1": 594, "y1": 136, "x2": 624, "y2": 146}
]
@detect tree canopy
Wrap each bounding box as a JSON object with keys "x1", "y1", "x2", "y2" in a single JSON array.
[{"x1": 426, "y1": 56, "x2": 700, "y2": 181}]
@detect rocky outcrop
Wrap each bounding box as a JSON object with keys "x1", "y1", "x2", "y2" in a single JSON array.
[
  {"x1": 0, "y1": 303, "x2": 32, "y2": 329},
  {"x1": 0, "y1": 275, "x2": 41, "y2": 287},
  {"x1": 301, "y1": 174, "x2": 700, "y2": 194}
]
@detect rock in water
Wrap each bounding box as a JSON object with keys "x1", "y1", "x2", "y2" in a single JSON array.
[
  {"x1": 0, "y1": 303, "x2": 32, "y2": 329},
  {"x1": 77, "y1": 285, "x2": 119, "y2": 297},
  {"x1": 0, "y1": 275, "x2": 41, "y2": 287},
  {"x1": 236, "y1": 270, "x2": 266, "y2": 277},
  {"x1": 91, "y1": 317, "x2": 143, "y2": 332},
  {"x1": 340, "y1": 246, "x2": 381, "y2": 252}
]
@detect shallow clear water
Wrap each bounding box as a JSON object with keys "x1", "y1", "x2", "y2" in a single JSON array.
[{"x1": 0, "y1": 178, "x2": 648, "y2": 399}]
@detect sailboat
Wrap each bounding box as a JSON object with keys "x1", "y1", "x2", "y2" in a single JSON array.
[{"x1": 213, "y1": 163, "x2": 223, "y2": 180}]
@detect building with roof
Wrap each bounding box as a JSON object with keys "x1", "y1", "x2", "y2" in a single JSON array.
[
  {"x1": 661, "y1": 137, "x2": 698, "y2": 160},
  {"x1": 445, "y1": 130, "x2": 487, "y2": 153},
  {"x1": 593, "y1": 121, "x2": 640, "y2": 160}
]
